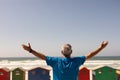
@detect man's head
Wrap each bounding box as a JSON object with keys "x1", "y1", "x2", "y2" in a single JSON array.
[{"x1": 61, "y1": 44, "x2": 72, "y2": 58}]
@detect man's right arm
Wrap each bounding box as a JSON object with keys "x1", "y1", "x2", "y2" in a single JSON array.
[{"x1": 22, "y1": 43, "x2": 46, "y2": 60}]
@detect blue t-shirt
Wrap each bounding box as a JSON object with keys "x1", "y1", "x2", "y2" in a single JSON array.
[{"x1": 46, "y1": 56, "x2": 86, "y2": 80}]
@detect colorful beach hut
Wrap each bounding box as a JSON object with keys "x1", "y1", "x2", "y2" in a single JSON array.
[
  {"x1": 92, "y1": 66, "x2": 117, "y2": 80},
  {"x1": 12, "y1": 67, "x2": 26, "y2": 80},
  {"x1": 78, "y1": 66, "x2": 90, "y2": 80},
  {"x1": 0, "y1": 67, "x2": 10, "y2": 80},
  {"x1": 28, "y1": 67, "x2": 50, "y2": 80},
  {"x1": 116, "y1": 69, "x2": 120, "y2": 80}
]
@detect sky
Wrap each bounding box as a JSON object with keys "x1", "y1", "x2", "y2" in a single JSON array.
[{"x1": 0, "y1": 0, "x2": 120, "y2": 57}]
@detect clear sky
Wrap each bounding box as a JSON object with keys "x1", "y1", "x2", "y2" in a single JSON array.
[{"x1": 0, "y1": 0, "x2": 120, "y2": 57}]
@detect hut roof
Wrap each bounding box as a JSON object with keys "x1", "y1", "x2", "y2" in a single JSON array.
[
  {"x1": 28, "y1": 66, "x2": 51, "y2": 71},
  {"x1": 11, "y1": 67, "x2": 26, "y2": 71},
  {"x1": 0, "y1": 67, "x2": 10, "y2": 72},
  {"x1": 80, "y1": 66, "x2": 90, "y2": 70},
  {"x1": 91, "y1": 65, "x2": 116, "y2": 70}
]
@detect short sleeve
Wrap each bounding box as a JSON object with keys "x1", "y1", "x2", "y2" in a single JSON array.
[
  {"x1": 75, "y1": 56, "x2": 86, "y2": 66},
  {"x1": 46, "y1": 56, "x2": 58, "y2": 67},
  {"x1": 79, "y1": 56, "x2": 86, "y2": 65}
]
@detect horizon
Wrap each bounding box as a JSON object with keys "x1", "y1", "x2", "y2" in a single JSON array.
[{"x1": 0, "y1": 55, "x2": 120, "y2": 58}]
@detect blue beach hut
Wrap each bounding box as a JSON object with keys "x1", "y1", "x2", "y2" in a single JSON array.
[{"x1": 28, "y1": 67, "x2": 50, "y2": 80}]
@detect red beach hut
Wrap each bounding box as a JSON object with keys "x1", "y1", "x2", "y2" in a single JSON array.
[
  {"x1": 78, "y1": 66, "x2": 90, "y2": 80},
  {"x1": 0, "y1": 67, "x2": 10, "y2": 80}
]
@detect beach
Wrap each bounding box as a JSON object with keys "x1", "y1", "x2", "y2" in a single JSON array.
[
  {"x1": 0, "y1": 56, "x2": 120, "y2": 69},
  {"x1": 0, "y1": 56, "x2": 120, "y2": 80}
]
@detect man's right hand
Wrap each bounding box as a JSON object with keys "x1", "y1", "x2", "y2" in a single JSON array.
[{"x1": 22, "y1": 43, "x2": 31, "y2": 52}]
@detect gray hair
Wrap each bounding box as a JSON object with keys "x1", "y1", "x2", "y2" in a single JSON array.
[{"x1": 61, "y1": 44, "x2": 72, "y2": 55}]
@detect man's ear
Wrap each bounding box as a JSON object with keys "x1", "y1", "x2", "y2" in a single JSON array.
[
  {"x1": 71, "y1": 50, "x2": 72, "y2": 54},
  {"x1": 69, "y1": 50, "x2": 72, "y2": 54},
  {"x1": 61, "y1": 50, "x2": 64, "y2": 55},
  {"x1": 61, "y1": 50, "x2": 63, "y2": 54}
]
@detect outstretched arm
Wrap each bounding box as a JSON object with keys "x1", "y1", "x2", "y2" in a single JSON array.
[
  {"x1": 85, "y1": 41, "x2": 108, "y2": 60},
  {"x1": 22, "y1": 43, "x2": 46, "y2": 60}
]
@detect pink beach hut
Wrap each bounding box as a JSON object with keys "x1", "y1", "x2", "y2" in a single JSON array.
[
  {"x1": 78, "y1": 66, "x2": 90, "y2": 80},
  {"x1": 0, "y1": 67, "x2": 10, "y2": 80}
]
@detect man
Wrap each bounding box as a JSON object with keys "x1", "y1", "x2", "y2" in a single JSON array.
[{"x1": 22, "y1": 41, "x2": 108, "y2": 80}]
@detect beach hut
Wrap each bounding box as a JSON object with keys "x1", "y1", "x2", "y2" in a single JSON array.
[
  {"x1": 0, "y1": 67, "x2": 10, "y2": 80},
  {"x1": 116, "y1": 69, "x2": 120, "y2": 80},
  {"x1": 12, "y1": 67, "x2": 26, "y2": 80},
  {"x1": 92, "y1": 66, "x2": 117, "y2": 80},
  {"x1": 28, "y1": 67, "x2": 50, "y2": 80},
  {"x1": 78, "y1": 66, "x2": 90, "y2": 80}
]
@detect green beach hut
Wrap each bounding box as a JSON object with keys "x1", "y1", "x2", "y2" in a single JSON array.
[
  {"x1": 92, "y1": 66, "x2": 117, "y2": 80},
  {"x1": 12, "y1": 67, "x2": 26, "y2": 80}
]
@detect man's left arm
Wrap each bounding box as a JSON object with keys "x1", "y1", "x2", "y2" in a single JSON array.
[{"x1": 85, "y1": 41, "x2": 108, "y2": 60}]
